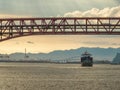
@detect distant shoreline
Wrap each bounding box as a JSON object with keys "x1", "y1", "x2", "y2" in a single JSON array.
[{"x1": 0, "y1": 60, "x2": 117, "y2": 65}]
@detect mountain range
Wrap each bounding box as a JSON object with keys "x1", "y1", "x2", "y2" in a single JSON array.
[{"x1": 1, "y1": 47, "x2": 119, "y2": 62}]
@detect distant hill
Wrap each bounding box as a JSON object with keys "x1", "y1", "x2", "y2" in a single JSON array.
[
  {"x1": 0, "y1": 47, "x2": 120, "y2": 61},
  {"x1": 112, "y1": 53, "x2": 120, "y2": 64}
]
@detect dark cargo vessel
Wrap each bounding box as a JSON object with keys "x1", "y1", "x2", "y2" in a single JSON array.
[{"x1": 81, "y1": 51, "x2": 93, "y2": 67}]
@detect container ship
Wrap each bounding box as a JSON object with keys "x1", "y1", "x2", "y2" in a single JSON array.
[{"x1": 81, "y1": 51, "x2": 93, "y2": 67}]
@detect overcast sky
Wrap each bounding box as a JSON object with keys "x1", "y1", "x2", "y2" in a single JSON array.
[
  {"x1": 0, "y1": 0, "x2": 120, "y2": 54},
  {"x1": 0, "y1": 0, "x2": 119, "y2": 17}
]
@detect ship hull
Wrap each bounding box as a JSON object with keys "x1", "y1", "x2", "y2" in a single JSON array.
[{"x1": 81, "y1": 57, "x2": 93, "y2": 67}]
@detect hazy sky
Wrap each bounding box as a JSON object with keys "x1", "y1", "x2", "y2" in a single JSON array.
[
  {"x1": 0, "y1": 0, "x2": 120, "y2": 54},
  {"x1": 0, "y1": 0, "x2": 119, "y2": 17}
]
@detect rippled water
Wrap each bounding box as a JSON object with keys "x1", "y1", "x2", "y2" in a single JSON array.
[{"x1": 0, "y1": 63, "x2": 120, "y2": 90}]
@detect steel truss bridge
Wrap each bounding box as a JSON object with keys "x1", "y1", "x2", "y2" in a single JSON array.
[{"x1": 0, "y1": 17, "x2": 120, "y2": 41}]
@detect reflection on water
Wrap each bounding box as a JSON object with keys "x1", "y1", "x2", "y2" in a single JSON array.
[{"x1": 0, "y1": 63, "x2": 120, "y2": 90}]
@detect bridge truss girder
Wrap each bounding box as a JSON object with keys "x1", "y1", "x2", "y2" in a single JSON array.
[{"x1": 0, "y1": 17, "x2": 120, "y2": 41}]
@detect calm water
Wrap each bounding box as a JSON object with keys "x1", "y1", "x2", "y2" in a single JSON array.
[{"x1": 0, "y1": 63, "x2": 120, "y2": 90}]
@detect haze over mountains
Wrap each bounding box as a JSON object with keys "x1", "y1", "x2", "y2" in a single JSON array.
[{"x1": 1, "y1": 47, "x2": 119, "y2": 62}]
